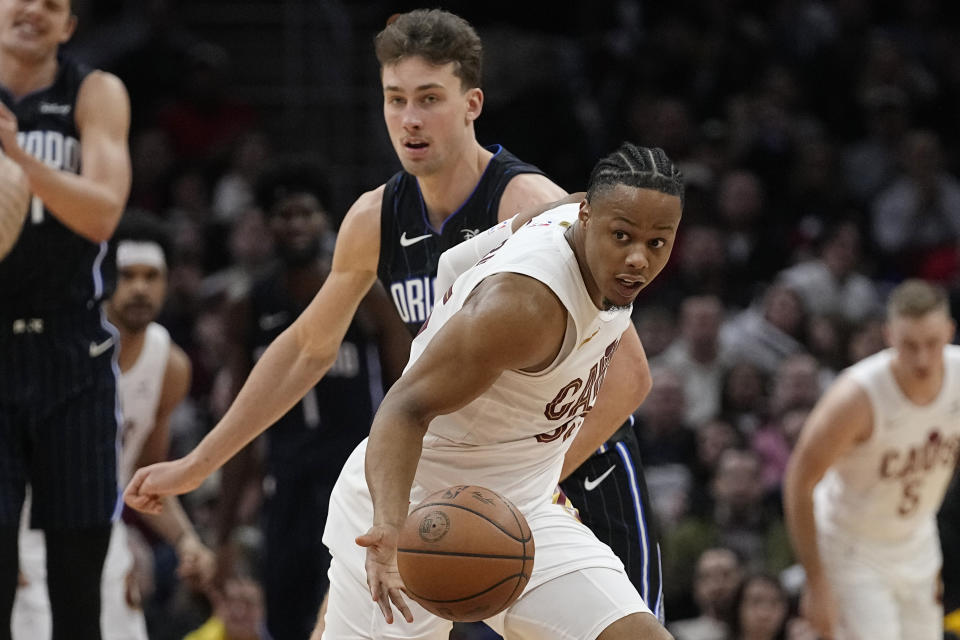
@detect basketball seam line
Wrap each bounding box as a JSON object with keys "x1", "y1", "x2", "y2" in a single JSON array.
[
  {"x1": 410, "y1": 501, "x2": 533, "y2": 542},
  {"x1": 397, "y1": 548, "x2": 534, "y2": 561}
]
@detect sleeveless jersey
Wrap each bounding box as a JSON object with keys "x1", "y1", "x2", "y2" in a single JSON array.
[
  {"x1": 117, "y1": 322, "x2": 170, "y2": 486},
  {"x1": 377, "y1": 144, "x2": 546, "y2": 334},
  {"x1": 407, "y1": 203, "x2": 632, "y2": 515},
  {"x1": 0, "y1": 55, "x2": 110, "y2": 314},
  {"x1": 249, "y1": 267, "x2": 377, "y2": 480},
  {"x1": 814, "y1": 346, "x2": 960, "y2": 546}
]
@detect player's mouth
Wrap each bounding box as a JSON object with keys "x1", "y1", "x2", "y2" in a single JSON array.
[
  {"x1": 402, "y1": 139, "x2": 430, "y2": 155},
  {"x1": 614, "y1": 275, "x2": 645, "y2": 298},
  {"x1": 13, "y1": 20, "x2": 43, "y2": 38}
]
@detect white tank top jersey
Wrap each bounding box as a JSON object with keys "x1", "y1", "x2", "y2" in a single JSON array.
[
  {"x1": 117, "y1": 322, "x2": 171, "y2": 486},
  {"x1": 814, "y1": 346, "x2": 960, "y2": 548},
  {"x1": 405, "y1": 203, "x2": 633, "y2": 515}
]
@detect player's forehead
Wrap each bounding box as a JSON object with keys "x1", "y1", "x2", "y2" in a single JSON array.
[
  {"x1": 889, "y1": 309, "x2": 951, "y2": 336},
  {"x1": 119, "y1": 262, "x2": 164, "y2": 276},
  {"x1": 381, "y1": 56, "x2": 460, "y2": 92},
  {"x1": 590, "y1": 184, "x2": 681, "y2": 228}
]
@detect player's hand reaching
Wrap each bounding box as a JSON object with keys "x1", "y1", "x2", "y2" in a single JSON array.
[
  {"x1": 356, "y1": 523, "x2": 414, "y2": 625},
  {"x1": 123, "y1": 457, "x2": 206, "y2": 514},
  {"x1": 800, "y1": 573, "x2": 838, "y2": 640}
]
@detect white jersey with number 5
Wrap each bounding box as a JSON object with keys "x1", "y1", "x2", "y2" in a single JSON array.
[{"x1": 814, "y1": 346, "x2": 960, "y2": 565}]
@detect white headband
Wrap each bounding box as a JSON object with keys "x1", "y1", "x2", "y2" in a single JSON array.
[{"x1": 116, "y1": 240, "x2": 166, "y2": 270}]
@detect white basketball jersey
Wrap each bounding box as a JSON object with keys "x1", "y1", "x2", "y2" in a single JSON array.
[
  {"x1": 117, "y1": 322, "x2": 171, "y2": 486},
  {"x1": 407, "y1": 204, "x2": 632, "y2": 515},
  {"x1": 814, "y1": 346, "x2": 960, "y2": 546}
]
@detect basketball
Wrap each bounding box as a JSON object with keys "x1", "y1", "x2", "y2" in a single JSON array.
[{"x1": 397, "y1": 484, "x2": 534, "y2": 622}]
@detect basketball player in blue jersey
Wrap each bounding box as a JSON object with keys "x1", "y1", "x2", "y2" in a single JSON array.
[
  {"x1": 214, "y1": 157, "x2": 410, "y2": 640},
  {"x1": 0, "y1": 0, "x2": 131, "y2": 639},
  {"x1": 123, "y1": 8, "x2": 660, "y2": 632}
]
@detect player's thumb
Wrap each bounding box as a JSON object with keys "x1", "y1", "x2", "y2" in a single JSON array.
[{"x1": 355, "y1": 528, "x2": 382, "y2": 548}]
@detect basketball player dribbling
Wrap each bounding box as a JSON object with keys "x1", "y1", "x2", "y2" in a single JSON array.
[
  {"x1": 0, "y1": 1, "x2": 132, "y2": 638},
  {"x1": 124, "y1": 12, "x2": 664, "y2": 636},
  {"x1": 314, "y1": 143, "x2": 679, "y2": 639},
  {"x1": 785, "y1": 279, "x2": 960, "y2": 640},
  {"x1": 13, "y1": 212, "x2": 215, "y2": 639}
]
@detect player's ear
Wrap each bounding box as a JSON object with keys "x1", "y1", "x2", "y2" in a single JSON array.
[
  {"x1": 465, "y1": 87, "x2": 483, "y2": 122},
  {"x1": 578, "y1": 199, "x2": 591, "y2": 226},
  {"x1": 60, "y1": 13, "x2": 78, "y2": 44}
]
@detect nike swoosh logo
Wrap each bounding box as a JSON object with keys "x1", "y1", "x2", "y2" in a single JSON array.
[
  {"x1": 89, "y1": 336, "x2": 115, "y2": 358},
  {"x1": 399, "y1": 232, "x2": 432, "y2": 247},
  {"x1": 583, "y1": 465, "x2": 616, "y2": 491}
]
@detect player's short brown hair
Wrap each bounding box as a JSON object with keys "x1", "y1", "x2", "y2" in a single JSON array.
[
  {"x1": 374, "y1": 9, "x2": 483, "y2": 90},
  {"x1": 887, "y1": 279, "x2": 949, "y2": 319}
]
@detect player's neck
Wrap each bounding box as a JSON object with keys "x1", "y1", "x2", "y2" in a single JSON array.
[
  {"x1": 0, "y1": 51, "x2": 58, "y2": 98},
  {"x1": 416, "y1": 143, "x2": 492, "y2": 228}
]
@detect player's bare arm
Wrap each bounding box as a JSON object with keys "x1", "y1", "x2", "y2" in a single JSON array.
[
  {"x1": 561, "y1": 327, "x2": 652, "y2": 480},
  {"x1": 783, "y1": 374, "x2": 873, "y2": 638},
  {"x1": 359, "y1": 272, "x2": 568, "y2": 623},
  {"x1": 496, "y1": 172, "x2": 568, "y2": 222},
  {"x1": 0, "y1": 71, "x2": 130, "y2": 242},
  {"x1": 124, "y1": 187, "x2": 386, "y2": 513}
]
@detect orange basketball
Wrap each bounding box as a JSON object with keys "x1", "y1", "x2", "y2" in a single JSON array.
[{"x1": 397, "y1": 485, "x2": 535, "y2": 622}]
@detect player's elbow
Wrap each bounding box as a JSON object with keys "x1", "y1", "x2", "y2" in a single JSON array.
[
  {"x1": 293, "y1": 324, "x2": 339, "y2": 373},
  {"x1": 85, "y1": 201, "x2": 125, "y2": 243}
]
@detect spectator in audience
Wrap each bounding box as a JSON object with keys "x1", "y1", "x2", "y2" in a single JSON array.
[{"x1": 669, "y1": 547, "x2": 744, "y2": 640}]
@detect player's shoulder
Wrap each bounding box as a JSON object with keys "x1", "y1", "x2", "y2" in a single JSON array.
[
  {"x1": 164, "y1": 341, "x2": 192, "y2": 393},
  {"x1": 818, "y1": 369, "x2": 874, "y2": 429},
  {"x1": 343, "y1": 184, "x2": 386, "y2": 226},
  {"x1": 76, "y1": 69, "x2": 130, "y2": 127},
  {"x1": 77, "y1": 69, "x2": 129, "y2": 104},
  {"x1": 498, "y1": 173, "x2": 567, "y2": 221}
]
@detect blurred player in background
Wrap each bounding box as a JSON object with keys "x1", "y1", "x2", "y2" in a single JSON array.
[
  {"x1": 214, "y1": 157, "x2": 409, "y2": 640},
  {"x1": 785, "y1": 279, "x2": 960, "y2": 640},
  {"x1": 0, "y1": 0, "x2": 132, "y2": 638},
  {"x1": 12, "y1": 212, "x2": 215, "y2": 639}
]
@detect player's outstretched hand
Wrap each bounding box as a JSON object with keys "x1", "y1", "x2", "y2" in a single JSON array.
[
  {"x1": 124, "y1": 458, "x2": 206, "y2": 514},
  {"x1": 356, "y1": 524, "x2": 413, "y2": 625},
  {"x1": 800, "y1": 573, "x2": 838, "y2": 640}
]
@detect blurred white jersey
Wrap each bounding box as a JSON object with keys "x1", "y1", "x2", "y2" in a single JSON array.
[
  {"x1": 324, "y1": 204, "x2": 634, "y2": 591},
  {"x1": 13, "y1": 322, "x2": 170, "y2": 640},
  {"x1": 814, "y1": 346, "x2": 960, "y2": 563},
  {"x1": 117, "y1": 322, "x2": 171, "y2": 486}
]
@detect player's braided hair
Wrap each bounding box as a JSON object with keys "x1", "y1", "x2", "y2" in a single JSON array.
[
  {"x1": 587, "y1": 143, "x2": 685, "y2": 207},
  {"x1": 375, "y1": 9, "x2": 483, "y2": 90}
]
